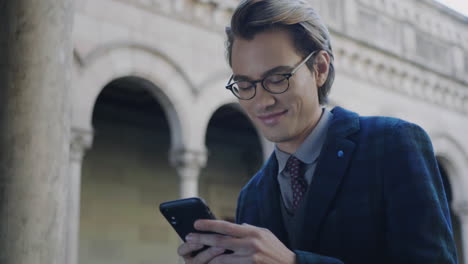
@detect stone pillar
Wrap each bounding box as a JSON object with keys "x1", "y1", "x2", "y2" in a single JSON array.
[
  {"x1": 453, "y1": 201, "x2": 468, "y2": 264},
  {"x1": 170, "y1": 149, "x2": 208, "y2": 198},
  {"x1": 0, "y1": 0, "x2": 75, "y2": 263},
  {"x1": 67, "y1": 128, "x2": 93, "y2": 264}
]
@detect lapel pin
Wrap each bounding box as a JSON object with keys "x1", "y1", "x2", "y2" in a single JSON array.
[{"x1": 337, "y1": 150, "x2": 344, "y2": 158}]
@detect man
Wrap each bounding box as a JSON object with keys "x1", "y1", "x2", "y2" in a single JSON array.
[{"x1": 177, "y1": 0, "x2": 458, "y2": 263}]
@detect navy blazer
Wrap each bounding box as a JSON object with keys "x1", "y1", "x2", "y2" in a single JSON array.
[{"x1": 235, "y1": 107, "x2": 457, "y2": 263}]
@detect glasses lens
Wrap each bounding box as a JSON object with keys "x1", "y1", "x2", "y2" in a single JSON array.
[
  {"x1": 263, "y1": 75, "x2": 289, "y2": 93},
  {"x1": 232, "y1": 81, "x2": 255, "y2": 99}
]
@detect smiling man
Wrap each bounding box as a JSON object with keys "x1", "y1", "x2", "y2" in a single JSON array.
[{"x1": 177, "y1": 0, "x2": 458, "y2": 263}]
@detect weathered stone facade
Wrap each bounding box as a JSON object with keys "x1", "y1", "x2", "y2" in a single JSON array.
[
  {"x1": 71, "y1": 0, "x2": 468, "y2": 263},
  {"x1": 1, "y1": 0, "x2": 467, "y2": 263}
]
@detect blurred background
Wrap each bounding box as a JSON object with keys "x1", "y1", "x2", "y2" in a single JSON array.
[{"x1": 1, "y1": 0, "x2": 468, "y2": 263}]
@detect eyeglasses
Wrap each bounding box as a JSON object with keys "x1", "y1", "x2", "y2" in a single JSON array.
[{"x1": 225, "y1": 50, "x2": 318, "y2": 100}]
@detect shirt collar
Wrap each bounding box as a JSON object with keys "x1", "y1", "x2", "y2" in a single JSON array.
[{"x1": 275, "y1": 108, "x2": 333, "y2": 173}]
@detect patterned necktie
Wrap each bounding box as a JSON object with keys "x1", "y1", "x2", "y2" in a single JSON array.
[{"x1": 286, "y1": 156, "x2": 307, "y2": 211}]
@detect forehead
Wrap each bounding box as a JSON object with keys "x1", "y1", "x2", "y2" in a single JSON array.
[{"x1": 231, "y1": 29, "x2": 301, "y2": 78}]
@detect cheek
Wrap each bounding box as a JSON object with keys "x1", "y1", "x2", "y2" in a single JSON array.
[
  {"x1": 294, "y1": 83, "x2": 319, "y2": 108},
  {"x1": 287, "y1": 83, "x2": 318, "y2": 115},
  {"x1": 239, "y1": 101, "x2": 255, "y2": 117},
  {"x1": 294, "y1": 68, "x2": 317, "y2": 94}
]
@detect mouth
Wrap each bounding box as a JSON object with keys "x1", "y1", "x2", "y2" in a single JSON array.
[{"x1": 257, "y1": 110, "x2": 288, "y2": 126}]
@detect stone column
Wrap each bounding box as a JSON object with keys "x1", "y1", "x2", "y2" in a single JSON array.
[
  {"x1": 67, "y1": 128, "x2": 93, "y2": 264},
  {"x1": 453, "y1": 201, "x2": 468, "y2": 264},
  {"x1": 170, "y1": 149, "x2": 207, "y2": 198},
  {"x1": 0, "y1": 0, "x2": 74, "y2": 263}
]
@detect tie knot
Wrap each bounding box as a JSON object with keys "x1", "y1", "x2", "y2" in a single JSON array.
[{"x1": 285, "y1": 156, "x2": 302, "y2": 174}]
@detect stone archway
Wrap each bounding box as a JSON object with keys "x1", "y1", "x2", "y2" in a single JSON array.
[
  {"x1": 69, "y1": 44, "x2": 196, "y2": 264},
  {"x1": 79, "y1": 76, "x2": 181, "y2": 264},
  {"x1": 438, "y1": 159, "x2": 465, "y2": 264},
  {"x1": 72, "y1": 42, "x2": 192, "y2": 151},
  {"x1": 432, "y1": 135, "x2": 468, "y2": 264},
  {"x1": 200, "y1": 104, "x2": 264, "y2": 222}
]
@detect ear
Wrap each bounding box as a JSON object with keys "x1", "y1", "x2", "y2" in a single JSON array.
[{"x1": 314, "y1": 51, "x2": 330, "y2": 87}]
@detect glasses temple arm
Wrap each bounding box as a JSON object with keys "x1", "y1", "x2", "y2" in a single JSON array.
[{"x1": 290, "y1": 50, "x2": 317, "y2": 75}]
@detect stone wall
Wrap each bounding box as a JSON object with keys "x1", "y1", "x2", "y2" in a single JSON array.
[{"x1": 70, "y1": 0, "x2": 468, "y2": 263}]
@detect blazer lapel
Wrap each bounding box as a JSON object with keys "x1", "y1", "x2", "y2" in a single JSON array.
[
  {"x1": 256, "y1": 153, "x2": 289, "y2": 247},
  {"x1": 297, "y1": 107, "x2": 359, "y2": 251}
]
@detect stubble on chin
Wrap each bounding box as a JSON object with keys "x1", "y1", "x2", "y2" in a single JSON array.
[{"x1": 261, "y1": 128, "x2": 292, "y2": 144}]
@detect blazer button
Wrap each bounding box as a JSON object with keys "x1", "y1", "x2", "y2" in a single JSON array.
[{"x1": 337, "y1": 150, "x2": 344, "y2": 158}]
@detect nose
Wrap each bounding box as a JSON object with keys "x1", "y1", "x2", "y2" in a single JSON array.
[{"x1": 253, "y1": 83, "x2": 276, "y2": 110}]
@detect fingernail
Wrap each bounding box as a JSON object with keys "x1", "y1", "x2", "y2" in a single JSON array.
[
  {"x1": 212, "y1": 247, "x2": 224, "y2": 253},
  {"x1": 185, "y1": 234, "x2": 194, "y2": 241}
]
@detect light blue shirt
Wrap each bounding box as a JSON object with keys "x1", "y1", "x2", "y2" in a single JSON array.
[{"x1": 274, "y1": 108, "x2": 333, "y2": 211}]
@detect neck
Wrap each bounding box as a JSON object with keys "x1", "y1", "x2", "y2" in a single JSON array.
[{"x1": 276, "y1": 108, "x2": 323, "y2": 154}]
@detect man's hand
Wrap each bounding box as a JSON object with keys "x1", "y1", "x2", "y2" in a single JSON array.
[
  {"x1": 177, "y1": 219, "x2": 296, "y2": 264},
  {"x1": 178, "y1": 241, "x2": 226, "y2": 264}
]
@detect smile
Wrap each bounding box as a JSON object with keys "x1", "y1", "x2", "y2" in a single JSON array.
[{"x1": 257, "y1": 110, "x2": 288, "y2": 126}]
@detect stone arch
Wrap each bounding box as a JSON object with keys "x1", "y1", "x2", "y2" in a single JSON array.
[
  {"x1": 192, "y1": 74, "x2": 238, "y2": 149},
  {"x1": 79, "y1": 76, "x2": 182, "y2": 264},
  {"x1": 200, "y1": 96, "x2": 265, "y2": 220},
  {"x1": 193, "y1": 75, "x2": 268, "y2": 158},
  {"x1": 431, "y1": 134, "x2": 468, "y2": 205},
  {"x1": 71, "y1": 42, "x2": 196, "y2": 151},
  {"x1": 74, "y1": 42, "x2": 195, "y2": 93},
  {"x1": 432, "y1": 134, "x2": 467, "y2": 264},
  {"x1": 197, "y1": 70, "x2": 278, "y2": 161}
]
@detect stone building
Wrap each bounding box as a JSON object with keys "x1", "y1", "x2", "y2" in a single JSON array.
[{"x1": 1, "y1": 0, "x2": 468, "y2": 264}]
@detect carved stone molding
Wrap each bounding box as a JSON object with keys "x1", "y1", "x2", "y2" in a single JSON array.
[
  {"x1": 334, "y1": 37, "x2": 468, "y2": 114},
  {"x1": 113, "y1": 0, "x2": 468, "y2": 81},
  {"x1": 340, "y1": 0, "x2": 468, "y2": 82},
  {"x1": 70, "y1": 127, "x2": 94, "y2": 162},
  {"x1": 169, "y1": 148, "x2": 208, "y2": 173},
  {"x1": 116, "y1": 0, "x2": 468, "y2": 49},
  {"x1": 170, "y1": 148, "x2": 208, "y2": 197},
  {"x1": 114, "y1": 0, "x2": 234, "y2": 32},
  {"x1": 356, "y1": 0, "x2": 468, "y2": 49},
  {"x1": 107, "y1": 0, "x2": 468, "y2": 113}
]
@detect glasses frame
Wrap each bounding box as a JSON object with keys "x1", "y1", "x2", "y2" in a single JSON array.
[{"x1": 225, "y1": 50, "x2": 318, "y2": 100}]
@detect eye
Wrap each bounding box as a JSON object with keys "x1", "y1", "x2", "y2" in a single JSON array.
[
  {"x1": 265, "y1": 74, "x2": 288, "y2": 85},
  {"x1": 234, "y1": 81, "x2": 254, "y2": 91}
]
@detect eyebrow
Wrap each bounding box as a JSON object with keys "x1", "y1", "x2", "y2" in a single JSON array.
[{"x1": 233, "y1": 65, "x2": 293, "y2": 81}]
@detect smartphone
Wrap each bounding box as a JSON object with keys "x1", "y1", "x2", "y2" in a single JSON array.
[
  {"x1": 159, "y1": 197, "x2": 217, "y2": 257},
  {"x1": 159, "y1": 197, "x2": 217, "y2": 240}
]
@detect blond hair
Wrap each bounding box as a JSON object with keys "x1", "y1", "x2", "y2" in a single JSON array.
[{"x1": 226, "y1": 0, "x2": 335, "y2": 104}]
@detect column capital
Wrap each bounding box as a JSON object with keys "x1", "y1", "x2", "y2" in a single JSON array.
[
  {"x1": 452, "y1": 200, "x2": 468, "y2": 221},
  {"x1": 169, "y1": 148, "x2": 208, "y2": 170},
  {"x1": 170, "y1": 148, "x2": 207, "y2": 198},
  {"x1": 70, "y1": 128, "x2": 93, "y2": 162}
]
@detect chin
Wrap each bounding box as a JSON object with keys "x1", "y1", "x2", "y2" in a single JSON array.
[{"x1": 263, "y1": 132, "x2": 291, "y2": 144}]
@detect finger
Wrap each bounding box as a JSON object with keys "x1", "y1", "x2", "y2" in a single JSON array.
[
  {"x1": 194, "y1": 220, "x2": 253, "y2": 237},
  {"x1": 192, "y1": 246, "x2": 225, "y2": 264},
  {"x1": 208, "y1": 254, "x2": 244, "y2": 264},
  {"x1": 177, "y1": 242, "x2": 204, "y2": 257},
  {"x1": 186, "y1": 233, "x2": 232, "y2": 248},
  {"x1": 186, "y1": 233, "x2": 245, "y2": 251}
]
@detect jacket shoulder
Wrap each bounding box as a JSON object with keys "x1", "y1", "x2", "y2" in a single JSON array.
[{"x1": 358, "y1": 115, "x2": 428, "y2": 139}]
